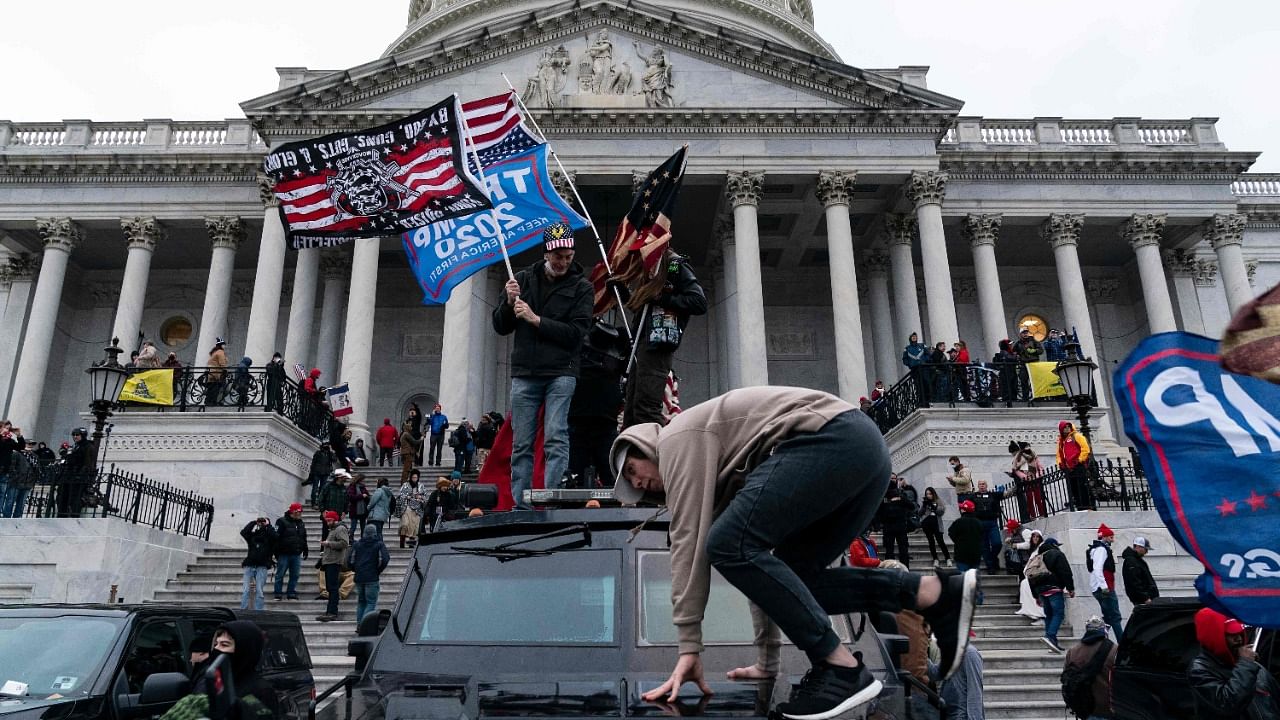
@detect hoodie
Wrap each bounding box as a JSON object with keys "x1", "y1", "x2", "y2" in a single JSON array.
[
  {"x1": 350, "y1": 524, "x2": 390, "y2": 584},
  {"x1": 1190, "y1": 607, "x2": 1279, "y2": 720},
  {"x1": 303, "y1": 368, "x2": 322, "y2": 396},
  {"x1": 1056, "y1": 421, "x2": 1091, "y2": 468},
  {"x1": 196, "y1": 620, "x2": 279, "y2": 720},
  {"x1": 375, "y1": 419, "x2": 398, "y2": 449}
]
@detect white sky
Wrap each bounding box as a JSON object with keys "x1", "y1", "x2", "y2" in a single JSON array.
[{"x1": 2, "y1": 0, "x2": 1277, "y2": 170}]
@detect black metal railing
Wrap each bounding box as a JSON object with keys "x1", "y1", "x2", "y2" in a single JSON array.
[
  {"x1": 116, "y1": 366, "x2": 336, "y2": 440},
  {"x1": 869, "y1": 362, "x2": 1038, "y2": 433},
  {"x1": 998, "y1": 455, "x2": 1151, "y2": 524},
  {"x1": 2, "y1": 460, "x2": 214, "y2": 540}
]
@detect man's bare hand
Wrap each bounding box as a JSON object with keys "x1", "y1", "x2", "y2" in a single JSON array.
[
  {"x1": 1240, "y1": 646, "x2": 1258, "y2": 663},
  {"x1": 513, "y1": 299, "x2": 540, "y2": 327},
  {"x1": 726, "y1": 664, "x2": 774, "y2": 681},
  {"x1": 504, "y1": 279, "x2": 521, "y2": 305},
  {"x1": 643, "y1": 653, "x2": 713, "y2": 703}
]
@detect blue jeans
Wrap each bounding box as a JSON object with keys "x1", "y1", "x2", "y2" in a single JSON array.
[
  {"x1": 510, "y1": 375, "x2": 576, "y2": 509},
  {"x1": 241, "y1": 566, "x2": 269, "y2": 610},
  {"x1": 1093, "y1": 589, "x2": 1124, "y2": 637},
  {"x1": 980, "y1": 520, "x2": 1001, "y2": 573},
  {"x1": 273, "y1": 554, "x2": 302, "y2": 597},
  {"x1": 2, "y1": 487, "x2": 27, "y2": 518},
  {"x1": 356, "y1": 582, "x2": 381, "y2": 624},
  {"x1": 368, "y1": 520, "x2": 384, "y2": 539},
  {"x1": 704, "y1": 411, "x2": 919, "y2": 661},
  {"x1": 1042, "y1": 591, "x2": 1066, "y2": 642}
]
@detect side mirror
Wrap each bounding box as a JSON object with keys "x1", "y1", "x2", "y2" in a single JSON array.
[
  {"x1": 356, "y1": 609, "x2": 389, "y2": 637},
  {"x1": 140, "y1": 673, "x2": 191, "y2": 704},
  {"x1": 348, "y1": 638, "x2": 376, "y2": 673}
]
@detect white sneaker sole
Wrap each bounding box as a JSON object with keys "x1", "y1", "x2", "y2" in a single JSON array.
[
  {"x1": 780, "y1": 679, "x2": 884, "y2": 720},
  {"x1": 942, "y1": 569, "x2": 979, "y2": 681}
]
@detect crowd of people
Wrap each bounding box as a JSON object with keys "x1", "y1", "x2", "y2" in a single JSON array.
[{"x1": 0, "y1": 420, "x2": 95, "y2": 518}]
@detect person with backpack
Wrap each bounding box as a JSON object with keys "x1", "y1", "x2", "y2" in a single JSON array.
[
  {"x1": 1026, "y1": 536, "x2": 1074, "y2": 653},
  {"x1": 1016, "y1": 530, "x2": 1046, "y2": 623},
  {"x1": 365, "y1": 477, "x2": 394, "y2": 539},
  {"x1": 349, "y1": 524, "x2": 391, "y2": 625},
  {"x1": 1061, "y1": 615, "x2": 1117, "y2": 719},
  {"x1": 1087, "y1": 524, "x2": 1124, "y2": 637},
  {"x1": 1001, "y1": 519, "x2": 1034, "y2": 578},
  {"x1": 450, "y1": 419, "x2": 474, "y2": 474}
]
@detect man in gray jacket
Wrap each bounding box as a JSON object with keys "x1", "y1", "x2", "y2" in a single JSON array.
[
  {"x1": 612, "y1": 386, "x2": 977, "y2": 720},
  {"x1": 316, "y1": 510, "x2": 349, "y2": 622}
]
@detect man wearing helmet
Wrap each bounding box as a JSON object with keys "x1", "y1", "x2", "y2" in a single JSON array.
[{"x1": 57, "y1": 427, "x2": 93, "y2": 517}]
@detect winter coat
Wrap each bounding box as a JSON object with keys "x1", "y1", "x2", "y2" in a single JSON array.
[
  {"x1": 425, "y1": 488, "x2": 460, "y2": 526},
  {"x1": 63, "y1": 438, "x2": 92, "y2": 473},
  {"x1": 0, "y1": 432, "x2": 23, "y2": 473},
  {"x1": 208, "y1": 348, "x2": 229, "y2": 380},
  {"x1": 1121, "y1": 546, "x2": 1160, "y2": 604},
  {"x1": 273, "y1": 515, "x2": 308, "y2": 558},
  {"x1": 492, "y1": 259, "x2": 593, "y2": 379},
  {"x1": 948, "y1": 515, "x2": 983, "y2": 566},
  {"x1": 1190, "y1": 608, "x2": 1280, "y2": 720},
  {"x1": 1013, "y1": 336, "x2": 1043, "y2": 362},
  {"x1": 366, "y1": 486, "x2": 393, "y2": 523},
  {"x1": 349, "y1": 525, "x2": 390, "y2": 584},
  {"x1": 1057, "y1": 421, "x2": 1092, "y2": 469},
  {"x1": 399, "y1": 430, "x2": 417, "y2": 458},
  {"x1": 1043, "y1": 336, "x2": 1066, "y2": 361},
  {"x1": 308, "y1": 448, "x2": 334, "y2": 484},
  {"x1": 239, "y1": 520, "x2": 276, "y2": 568},
  {"x1": 848, "y1": 535, "x2": 881, "y2": 568},
  {"x1": 135, "y1": 344, "x2": 160, "y2": 368},
  {"x1": 396, "y1": 482, "x2": 426, "y2": 516},
  {"x1": 920, "y1": 498, "x2": 945, "y2": 531},
  {"x1": 902, "y1": 341, "x2": 928, "y2": 369},
  {"x1": 947, "y1": 465, "x2": 974, "y2": 494},
  {"x1": 303, "y1": 369, "x2": 322, "y2": 399},
  {"x1": 641, "y1": 253, "x2": 708, "y2": 328},
  {"x1": 878, "y1": 487, "x2": 912, "y2": 531},
  {"x1": 346, "y1": 481, "x2": 370, "y2": 518},
  {"x1": 1063, "y1": 630, "x2": 1117, "y2": 718},
  {"x1": 320, "y1": 522, "x2": 350, "y2": 566},
  {"x1": 317, "y1": 481, "x2": 347, "y2": 514},
  {"x1": 192, "y1": 619, "x2": 280, "y2": 720},
  {"x1": 474, "y1": 421, "x2": 497, "y2": 450},
  {"x1": 954, "y1": 347, "x2": 971, "y2": 364},
  {"x1": 970, "y1": 490, "x2": 1001, "y2": 521},
  {"x1": 265, "y1": 359, "x2": 287, "y2": 392},
  {"x1": 1028, "y1": 541, "x2": 1075, "y2": 595},
  {"x1": 234, "y1": 357, "x2": 252, "y2": 389},
  {"x1": 428, "y1": 410, "x2": 448, "y2": 436},
  {"x1": 375, "y1": 421, "x2": 398, "y2": 449}
]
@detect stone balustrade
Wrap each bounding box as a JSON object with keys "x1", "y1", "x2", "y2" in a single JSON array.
[
  {"x1": 943, "y1": 116, "x2": 1219, "y2": 149},
  {"x1": 0, "y1": 119, "x2": 264, "y2": 151},
  {"x1": 1233, "y1": 174, "x2": 1280, "y2": 196}
]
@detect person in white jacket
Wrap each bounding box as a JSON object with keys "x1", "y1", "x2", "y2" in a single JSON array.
[{"x1": 1014, "y1": 529, "x2": 1045, "y2": 622}]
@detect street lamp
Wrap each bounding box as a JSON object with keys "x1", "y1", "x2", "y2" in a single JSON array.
[
  {"x1": 85, "y1": 337, "x2": 128, "y2": 471},
  {"x1": 1052, "y1": 341, "x2": 1099, "y2": 440}
]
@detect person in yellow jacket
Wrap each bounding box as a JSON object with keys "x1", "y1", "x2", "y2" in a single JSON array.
[{"x1": 1055, "y1": 420, "x2": 1093, "y2": 511}]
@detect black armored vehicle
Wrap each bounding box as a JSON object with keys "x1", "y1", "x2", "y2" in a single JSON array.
[{"x1": 323, "y1": 507, "x2": 917, "y2": 720}]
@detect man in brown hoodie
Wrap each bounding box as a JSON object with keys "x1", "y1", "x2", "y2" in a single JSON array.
[{"x1": 611, "y1": 386, "x2": 978, "y2": 720}]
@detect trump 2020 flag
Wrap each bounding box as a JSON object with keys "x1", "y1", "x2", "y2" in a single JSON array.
[
  {"x1": 327, "y1": 383, "x2": 354, "y2": 418},
  {"x1": 1114, "y1": 332, "x2": 1280, "y2": 627},
  {"x1": 264, "y1": 95, "x2": 491, "y2": 248}
]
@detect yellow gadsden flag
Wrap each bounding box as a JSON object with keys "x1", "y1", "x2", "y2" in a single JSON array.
[
  {"x1": 1027, "y1": 362, "x2": 1066, "y2": 399},
  {"x1": 118, "y1": 369, "x2": 175, "y2": 406}
]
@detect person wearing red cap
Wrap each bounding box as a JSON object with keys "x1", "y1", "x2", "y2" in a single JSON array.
[
  {"x1": 272, "y1": 502, "x2": 308, "y2": 600},
  {"x1": 949, "y1": 501, "x2": 983, "y2": 573},
  {"x1": 1087, "y1": 524, "x2": 1123, "y2": 637},
  {"x1": 1190, "y1": 607, "x2": 1280, "y2": 718},
  {"x1": 316, "y1": 510, "x2": 349, "y2": 622},
  {"x1": 1001, "y1": 519, "x2": 1033, "y2": 578}
]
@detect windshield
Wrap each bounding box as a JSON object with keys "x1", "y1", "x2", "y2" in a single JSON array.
[
  {"x1": 0, "y1": 616, "x2": 123, "y2": 698},
  {"x1": 410, "y1": 550, "x2": 620, "y2": 645}
]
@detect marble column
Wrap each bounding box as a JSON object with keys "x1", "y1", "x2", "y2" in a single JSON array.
[
  {"x1": 0, "y1": 254, "x2": 38, "y2": 417},
  {"x1": 438, "y1": 273, "x2": 480, "y2": 424},
  {"x1": 283, "y1": 246, "x2": 320, "y2": 368},
  {"x1": 112, "y1": 217, "x2": 165, "y2": 350},
  {"x1": 1121, "y1": 214, "x2": 1176, "y2": 334},
  {"x1": 908, "y1": 171, "x2": 959, "y2": 345},
  {"x1": 816, "y1": 170, "x2": 867, "y2": 401},
  {"x1": 963, "y1": 213, "x2": 1008, "y2": 359},
  {"x1": 243, "y1": 176, "x2": 289, "y2": 364},
  {"x1": 196, "y1": 218, "x2": 245, "y2": 363},
  {"x1": 1203, "y1": 214, "x2": 1253, "y2": 314},
  {"x1": 885, "y1": 214, "x2": 923, "y2": 346},
  {"x1": 726, "y1": 170, "x2": 769, "y2": 387},
  {"x1": 1042, "y1": 213, "x2": 1099, "y2": 362},
  {"x1": 339, "y1": 237, "x2": 381, "y2": 439},
  {"x1": 1164, "y1": 249, "x2": 1207, "y2": 334},
  {"x1": 8, "y1": 219, "x2": 81, "y2": 430},
  {"x1": 864, "y1": 250, "x2": 898, "y2": 384},
  {"x1": 313, "y1": 250, "x2": 348, "y2": 381},
  {"x1": 719, "y1": 230, "x2": 741, "y2": 390}
]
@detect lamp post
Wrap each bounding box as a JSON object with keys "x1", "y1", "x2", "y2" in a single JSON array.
[
  {"x1": 85, "y1": 337, "x2": 129, "y2": 472},
  {"x1": 1053, "y1": 341, "x2": 1099, "y2": 510}
]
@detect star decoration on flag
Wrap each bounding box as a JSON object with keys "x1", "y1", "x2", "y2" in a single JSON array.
[
  {"x1": 1245, "y1": 491, "x2": 1269, "y2": 512},
  {"x1": 1217, "y1": 498, "x2": 1239, "y2": 516}
]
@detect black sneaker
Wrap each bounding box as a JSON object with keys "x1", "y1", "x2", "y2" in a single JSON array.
[
  {"x1": 775, "y1": 658, "x2": 882, "y2": 720},
  {"x1": 921, "y1": 568, "x2": 979, "y2": 680},
  {"x1": 1041, "y1": 636, "x2": 1065, "y2": 654}
]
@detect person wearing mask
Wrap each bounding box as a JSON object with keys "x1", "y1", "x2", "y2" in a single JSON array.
[
  {"x1": 920, "y1": 487, "x2": 950, "y2": 566},
  {"x1": 264, "y1": 352, "x2": 287, "y2": 414},
  {"x1": 1025, "y1": 536, "x2": 1074, "y2": 653},
  {"x1": 316, "y1": 511, "x2": 349, "y2": 622},
  {"x1": 970, "y1": 480, "x2": 1003, "y2": 574},
  {"x1": 1189, "y1": 607, "x2": 1280, "y2": 719},
  {"x1": 238, "y1": 516, "x2": 276, "y2": 611},
  {"x1": 272, "y1": 503, "x2": 307, "y2": 601},
  {"x1": 365, "y1": 478, "x2": 393, "y2": 539},
  {"x1": 1061, "y1": 615, "x2": 1117, "y2": 720},
  {"x1": 1057, "y1": 421, "x2": 1093, "y2": 511},
  {"x1": 374, "y1": 418, "x2": 398, "y2": 467},
  {"x1": 946, "y1": 455, "x2": 974, "y2": 498},
  {"x1": 426, "y1": 403, "x2": 448, "y2": 466},
  {"x1": 1121, "y1": 536, "x2": 1160, "y2": 607},
  {"x1": 1087, "y1": 524, "x2": 1124, "y2": 637},
  {"x1": 948, "y1": 500, "x2": 983, "y2": 573},
  {"x1": 190, "y1": 620, "x2": 280, "y2": 720},
  {"x1": 350, "y1": 524, "x2": 391, "y2": 625},
  {"x1": 396, "y1": 470, "x2": 425, "y2": 549}
]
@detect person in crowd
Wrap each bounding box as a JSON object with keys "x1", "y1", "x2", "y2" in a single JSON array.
[
  {"x1": 948, "y1": 500, "x2": 983, "y2": 573},
  {"x1": 928, "y1": 341, "x2": 949, "y2": 401},
  {"x1": 938, "y1": 643, "x2": 984, "y2": 720},
  {"x1": 301, "y1": 443, "x2": 335, "y2": 507},
  {"x1": 1121, "y1": 536, "x2": 1159, "y2": 607},
  {"x1": 125, "y1": 350, "x2": 140, "y2": 372},
  {"x1": 0, "y1": 421, "x2": 22, "y2": 517},
  {"x1": 135, "y1": 340, "x2": 160, "y2": 368},
  {"x1": 189, "y1": 620, "x2": 280, "y2": 720},
  {"x1": 1061, "y1": 615, "x2": 1117, "y2": 720},
  {"x1": 450, "y1": 419, "x2": 473, "y2": 474},
  {"x1": 878, "y1": 484, "x2": 912, "y2": 568},
  {"x1": 487, "y1": 410, "x2": 505, "y2": 431},
  {"x1": 425, "y1": 403, "x2": 446, "y2": 466},
  {"x1": 920, "y1": 487, "x2": 950, "y2": 566},
  {"x1": 162, "y1": 351, "x2": 184, "y2": 400},
  {"x1": 374, "y1": 418, "x2": 397, "y2": 467},
  {"x1": 238, "y1": 515, "x2": 276, "y2": 611},
  {"x1": 1189, "y1": 606, "x2": 1280, "y2": 719},
  {"x1": 1088, "y1": 524, "x2": 1124, "y2": 637},
  {"x1": 946, "y1": 455, "x2": 974, "y2": 497},
  {"x1": 425, "y1": 477, "x2": 460, "y2": 531},
  {"x1": 613, "y1": 246, "x2": 707, "y2": 428},
  {"x1": 1008, "y1": 440, "x2": 1047, "y2": 518},
  {"x1": 365, "y1": 478, "x2": 393, "y2": 539},
  {"x1": 869, "y1": 380, "x2": 886, "y2": 402},
  {"x1": 901, "y1": 332, "x2": 927, "y2": 371},
  {"x1": 992, "y1": 338, "x2": 1022, "y2": 402},
  {"x1": 34, "y1": 441, "x2": 56, "y2": 464},
  {"x1": 1041, "y1": 328, "x2": 1064, "y2": 361},
  {"x1": 859, "y1": 396, "x2": 873, "y2": 414},
  {"x1": 272, "y1": 503, "x2": 307, "y2": 601},
  {"x1": 1026, "y1": 536, "x2": 1074, "y2": 653},
  {"x1": 896, "y1": 474, "x2": 919, "y2": 509},
  {"x1": 57, "y1": 427, "x2": 92, "y2": 518},
  {"x1": 951, "y1": 341, "x2": 972, "y2": 401},
  {"x1": 264, "y1": 352, "x2": 286, "y2": 414},
  {"x1": 494, "y1": 224, "x2": 593, "y2": 510},
  {"x1": 346, "y1": 473, "x2": 370, "y2": 536},
  {"x1": 611, "y1": 386, "x2": 978, "y2": 719},
  {"x1": 970, "y1": 480, "x2": 1003, "y2": 574},
  {"x1": 569, "y1": 320, "x2": 627, "y2": 488},
  {"x1": 233, "y1": 356, "x2": 253, "y2": 408},
  {"x1": 1013, "y1": 327, "x2": 1043, "y2": 363},
  {"x1": 349, "y1": 438, "x2": 370, "y2": 467},
  {"x1": 316, "y1": 511, "x2": 350, "y2": 622},
  {"x1": 847, "y1": 531, "x2": 881, "y2": 568},
  {"x1": 350, "y1": 524, "x2": 390, "y2": 625},
  {"x1": 331, "y1": 426, "x2": 352, "y2": 471},
  {"x1": 399, "y1": 421, "x2": 417, "y2": 484},
  {"x1": 396, "y1": 470, "x2": 425, "y2": 549},
  {"x1": 1057, "y1": 420, "x2": 1094, "y2": 511},
  {"x1": 302, "y1": 368, "x2": 324, "y2": 404},
  {"x1": 953, "y1": 340, "x2": 971, "y2": 364},
  {"x1": 474, "y1": 414, "x2": 497, "y2": 471},
  {"x1": 204, "y1": 339, "x2": 229, "y2": 406},
  {"x1": 1001, "y1": 519, "x2": 1033, "y2": 578},
  {"x1": 1015, "y1": 530, "x2": 1046, "y2": 623},
  {"x1": 316, "y1": 470, "x2": 348, "y2": 540}
]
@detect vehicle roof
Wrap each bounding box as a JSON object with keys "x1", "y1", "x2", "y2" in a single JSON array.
[
  {"x1": 425, "y1": 507, "x2": 667, "y2": 543},
  {"x1": 0, "y1": 604, "x2": 300, "y2": 624}
]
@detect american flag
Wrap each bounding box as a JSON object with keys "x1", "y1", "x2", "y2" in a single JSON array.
[
  {"x1": 461, "y1": 92, "x2": 541, "y2": 170},
  {"x1": 590, "y1": 147, "x2": 688, "y2": 315}
]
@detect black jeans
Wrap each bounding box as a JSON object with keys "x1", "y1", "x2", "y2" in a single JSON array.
[
  {"x1": 922, "y1": 518, "x2": 950, "y2": 561},
  {"x1": 882, "y1": 527, "x2": 910, "y2": 568},
  {"x1": 323, "y1": 563, "x2": 341, "y2": 616},
  {"x1": 623, "y1": 343, "x2": 673, "y2": 428},
  {"x1": 705, "y1": 411, "x2": 921, "y2": 662},
  {"x1": 377, "y1": 447, "x2": 393, "y2": 466},
  {"x1": 429, "y1": 433, "x2": 445, "y2": 465},
  {"x1": 568, "y1": 419, "x2": 617, "y2": 487},
  {"x1": 1066, "y1": 464, "x2": 1094, "y2": 511}
]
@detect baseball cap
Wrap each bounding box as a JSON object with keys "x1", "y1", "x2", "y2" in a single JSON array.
[
  {"x1": 288, "y1": 503, "x2": 303, "y2": 513},
  {"x1": 323, "y1": 511, "x2": 340, "y2": 522},
  {"x1": 959, "y1": 500, "x2": 975, "y2": 513},
  {"x1": 1133, "y1": 536, "x2": 1152, "y2": 549}
]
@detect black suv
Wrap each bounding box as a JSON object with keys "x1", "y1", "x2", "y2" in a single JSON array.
[
  {"x1": 0, "y1": 605, "x2": 314, "y2": 720},
  {"x1": 322, "y1": 508, "x2": 911, "y2": 720}
]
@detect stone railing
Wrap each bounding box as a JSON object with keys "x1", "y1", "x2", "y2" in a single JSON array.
[
  {"x1": 942, "y1": 117, "x2": 1219, "y2": 149},
  {"x1": 1233, "y1": 174, "x2": 1280, "y2": 197},
  {"x1": 0, "y1": 119, "x2": 266, "y2": 152}
]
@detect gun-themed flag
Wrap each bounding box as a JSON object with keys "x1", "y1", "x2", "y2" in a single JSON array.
[{"x1": 264, "y1": 95, "x2": 492, "y2": 248}]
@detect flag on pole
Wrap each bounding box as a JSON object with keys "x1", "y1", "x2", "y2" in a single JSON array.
[
  {"x1": 589, "y1": 147, "x2": 688, "y2": 315},
  {"x1": 474, "y1": 411, "x2": 547, "y2": 511},
  {"x1": 118, "y1": 369, "x2": 176, "y2": 406},
  {"x1": 327, "y1": 383, "x2": 354, "y2": 418},
  {"x1": 292, "y1": 363, "x2": 306, "y2": 382},
  {"x1": 263, "y1": 95, "x2": 491, "y2": 248}
]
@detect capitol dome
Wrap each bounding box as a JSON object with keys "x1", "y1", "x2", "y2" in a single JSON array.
[{"x1": 388, "y1": 0, "x2": 837, "y2": 59}]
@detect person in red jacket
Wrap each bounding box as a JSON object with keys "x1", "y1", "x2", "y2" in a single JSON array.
[
  {"x1": 374, "y1": 418, "x2": 398, "y2": 467},
  {"x1": 848, "y1": 532, "x2": 881, "y2": 568},
  {"x1": 302, "y1": 368, "x2": 323, "y2": 403}
]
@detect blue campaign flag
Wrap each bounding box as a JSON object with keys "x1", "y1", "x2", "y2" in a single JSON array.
[
  {"x1": 401, "y1": 143, "x2": 587, "y2": 305},
  {"x1": 1113, "y1": 332, "x2": 1280, "y2": 628}
]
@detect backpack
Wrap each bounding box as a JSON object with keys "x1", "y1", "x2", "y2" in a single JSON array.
[
  {"x1": 1061, "y1": 638, "x2": 1112, "y2": 718},
  {"x1": 1024, "y1": 551, "x2": 1053, "y2": 585},
  {"x1": 448, "y1": 429, "x2": 461, "y2": 448}
]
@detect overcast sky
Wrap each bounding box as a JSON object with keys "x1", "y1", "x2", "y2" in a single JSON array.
[{"x1": 3, "y1": 0, "x2": 1277, "y2": 170}]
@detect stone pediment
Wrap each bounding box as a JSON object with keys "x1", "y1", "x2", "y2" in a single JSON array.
[{"x1": 241, "y1": 0, "x2": 962, "y2": 136}]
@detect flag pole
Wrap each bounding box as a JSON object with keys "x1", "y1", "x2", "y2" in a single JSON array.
[
  {"x1": 500, "y1": 74, "x2": 632, "y2": 338},
  {"x1": 457, "y1": 94, "x2": 516, "y2": 282}
]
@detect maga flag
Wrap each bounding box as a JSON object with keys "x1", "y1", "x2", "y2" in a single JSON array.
[
  {"x1": 1114, "y1": 332, "x2": 1280, "y2": 628},
  {"x1": 590, "y1": 147, "x2": 687, "y2": 315},
  {"x1": 119, "y1": 369, "x2": 175, "y2": 406},
  {"x1": 264, "y1": 95, "x2": 491, "y2": 248}
]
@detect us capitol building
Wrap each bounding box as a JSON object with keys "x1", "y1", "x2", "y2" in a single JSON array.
[{"x1": 1, "y1": 0, "x2": 1276, "y2": 476}]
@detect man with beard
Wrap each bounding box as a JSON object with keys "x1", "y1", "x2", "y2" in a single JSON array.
[{"x1": 1189, "y1": 607, "x2": 1280, "y2": 719}]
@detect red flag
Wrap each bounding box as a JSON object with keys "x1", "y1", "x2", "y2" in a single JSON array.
[{"x1": 474, "y1": 410, "x2": 546, "y2": 511}]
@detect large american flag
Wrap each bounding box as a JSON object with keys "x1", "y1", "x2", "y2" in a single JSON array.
[{"x1": 461, "y1": 92, "x2": 541, "y2": 170}]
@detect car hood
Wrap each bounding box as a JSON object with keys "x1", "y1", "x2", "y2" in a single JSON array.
[{"x1": 0, "y1": 695, "x2": 77, "y2": 717}]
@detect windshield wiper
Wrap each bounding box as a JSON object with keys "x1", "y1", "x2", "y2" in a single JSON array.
[{"x1": 451, "y1": 524, "x2": 592, "y2": 563}]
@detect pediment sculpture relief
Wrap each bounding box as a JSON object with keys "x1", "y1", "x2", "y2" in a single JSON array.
[{"x1": 523, "y1": 30, "x2": 675, "y2": 109}]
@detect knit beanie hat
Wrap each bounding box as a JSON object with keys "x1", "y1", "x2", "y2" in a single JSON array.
[{"x1": 543, "y1": 222, "x2": 575, "y2": 251}]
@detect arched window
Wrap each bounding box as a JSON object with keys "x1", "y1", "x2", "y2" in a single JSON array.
[{"x1": 1016, "y1": 313, "x2": 1048, "y2": 341}]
